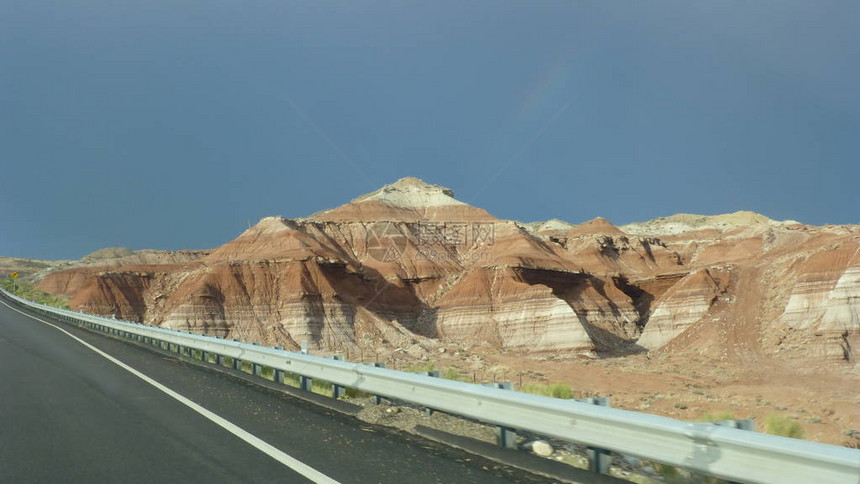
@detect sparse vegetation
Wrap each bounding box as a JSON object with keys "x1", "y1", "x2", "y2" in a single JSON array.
[
  {"x1": 402, "y1": 360, "x2": 470, "y2": 383},
  {"x1": 440, "y1": 366, "x2": 470, "y2": 382},
  {"x1": 1, "y1": 278, "x2": 69, "y2": 309},
  {"x1": 282, "y1": 372, "x2": 301, "y2": 387},
  {"x1": 311, "y1": 379, "x2": 334, "y2": 397},
  {"x1": 261, "y1": 366, "x2": 275, "y2": 380},
  {"x1": 342, "y1": 386, "x2": 371, "y2": 399},
  {"x1": 701, "y1": 411, "x2": 735, "y2": 422},
  {"x1": 519, "y1": 382, "x2": 574, "y2": 399},
  {"x1": 653, "y1": 463, "x2": 679, "y2": 480},
  {"x1": 843, "y1": 429, "x2": 860, "y2": 449},
  {"x1": 764, "y1": 414, "x2": 805, "y2": 439},
  {"x1": 403, "y1": 361, "x2": 437, "y2": 373}
]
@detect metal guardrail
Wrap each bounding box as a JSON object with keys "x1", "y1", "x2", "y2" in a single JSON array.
[{"x1": 3, "y1": 289, "x2": 859, "y2": 484}]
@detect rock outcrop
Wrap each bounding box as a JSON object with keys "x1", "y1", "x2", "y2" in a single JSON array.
[{"x1": 636, "y1": 269, "x2": 722, "y2": 350}]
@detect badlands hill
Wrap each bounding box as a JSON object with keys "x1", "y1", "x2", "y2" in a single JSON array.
[
  {"x1": 0, "y1": 256, "x2": 63, "y2": 277},
  {"x1": 34, "y1": 178, "x2": 860, "y2": 367},
  {"x1": 1, "y1": 248, "x2": 209, "y2": 280}
]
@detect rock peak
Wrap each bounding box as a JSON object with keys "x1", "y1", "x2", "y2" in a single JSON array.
[
  {"x1": 382, "y1": 176, "x2": 450, "y2": 193},
  {"x1": 308, "y1": 177, "x2": 497, "y2": 222},
  {"x1": 352, "y1": 177, "x2": 464, "y2": 208},
  {"x1": 568, "y1": 217, "x2": 627, "y2": 237}
]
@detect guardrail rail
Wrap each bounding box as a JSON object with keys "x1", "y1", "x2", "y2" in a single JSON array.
[{"x1": 2, "y1": 288, "x2": 858, "y2": 484}]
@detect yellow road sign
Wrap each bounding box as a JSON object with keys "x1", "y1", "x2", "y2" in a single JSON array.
[{"x1": 10, "y1": 272, "x2": 18, "y2": 279}]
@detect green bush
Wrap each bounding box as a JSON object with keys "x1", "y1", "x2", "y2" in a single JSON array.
[{"x1": 765, "y1": 414, "x2": 805, "y2": 439}]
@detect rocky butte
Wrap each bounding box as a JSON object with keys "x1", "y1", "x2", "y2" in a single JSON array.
[{"x1": 34, "y1": 177, "x2": 859, "y2": 370}]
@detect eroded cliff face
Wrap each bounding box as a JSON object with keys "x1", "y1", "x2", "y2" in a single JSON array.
[
  {"x1": 764, "y1": 241, "x2": 860, "y2": 362},
  {"x1": 635, "y1": 269, "x2": 722, "y2": 350},
  {"x1": 36, "y1": 177, "x2": 860, "y2": 364}
]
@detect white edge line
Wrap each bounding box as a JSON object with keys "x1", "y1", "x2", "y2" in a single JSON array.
[{"x1": 0, "y1": 299, "x2": 340, "y2": 484}]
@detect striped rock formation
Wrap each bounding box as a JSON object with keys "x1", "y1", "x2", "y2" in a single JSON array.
[{"x1": 35, "y1": 178, "x2": 860, "y2": 364}]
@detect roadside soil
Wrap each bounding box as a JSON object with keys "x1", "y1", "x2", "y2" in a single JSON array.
[{"x1": 414, "y1": 347, "x2": 860, "y2": 447}]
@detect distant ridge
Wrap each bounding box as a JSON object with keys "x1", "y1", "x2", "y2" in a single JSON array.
[{"x1": 621, "y1": 211, "x2": 800, "y2": 235}]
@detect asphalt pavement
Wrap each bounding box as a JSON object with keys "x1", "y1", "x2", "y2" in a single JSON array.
[{"x1": 0, "y1": 297, "x2": 557, "y2": 483}]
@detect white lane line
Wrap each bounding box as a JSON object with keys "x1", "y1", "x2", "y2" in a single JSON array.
[{"x1": 0, "y1": 299, "x2": 340, "y2": 484}]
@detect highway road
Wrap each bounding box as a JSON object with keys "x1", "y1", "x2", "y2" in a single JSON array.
[{"x1": 0, "y1": 298, "x2": 555, "y2": 483}]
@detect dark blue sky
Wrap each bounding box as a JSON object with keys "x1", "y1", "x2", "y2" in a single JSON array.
[{"x1": 2, "y1": 1, "x2": 858, "y2": 260}]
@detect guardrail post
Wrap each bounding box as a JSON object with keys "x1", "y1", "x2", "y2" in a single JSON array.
[
  {"x1": 228, "y1": 339, "x2": 242, "y2": 370},
  {"x1": 300, "y1": 375, "x2": 313, "y2": 392},
  {"x1": 363, "y1": 362, "x2": 387, "y2": 404},
  {"x1": 330, "y1": 356, "x2": 346, "y2": 399},
  {"x1": 714, "y1": 419, "x2": 756, "y2": 431},
  {"x1": 578, "y1": 397, "x2": 613, "y2": 474},
  {"x1": 713, "y1": 418, "x2": 757, "y2": 484},
  {"x1": 272, "y1": 347, "x2": 285, "y2": 384},
  {"x1": 483, "y1": 382, "x2": 518, "y2": 448},
  {"x1": 249, "y1": 343, "x2": 263, "y2": 376},
  {"x1": 417, "y1": 371, "x2": 440, "y2": 416},
  {"x1": 215, "y1": 354, "x2": 224, "y2": 366}
]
